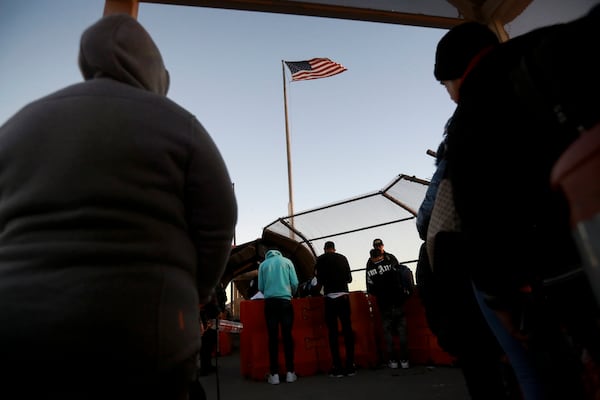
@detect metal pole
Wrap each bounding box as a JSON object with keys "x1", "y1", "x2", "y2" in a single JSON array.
[
  {"x1": 282, "y1": 61, "x2": 294, "y2": 218},
  {"x1": 231, "y1": 182, "x2": 236, "y2": 246}
]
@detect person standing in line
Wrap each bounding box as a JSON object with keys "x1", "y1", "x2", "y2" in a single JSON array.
[
  {"x1": 248, "y1": 274, "x2": 264, "y2": 299},
  {"x1": 371, "y1": 238, "x2": 399, "y2": 265},
  {"x1": 414, "y1": 22, "x2": 519, "y2": 400},
  {"x1": 366, "y1": 240, "x2": 412, "y2": 369},
  {"x1": 199, "y1": 283, "x2": 227, "y2": 376},
  {"x1": 314, "y1": 241, "x2": 356, "y2": 378},
  {"x1": 431, "y1": 21, "x2": 557, "y2": 400},
  {"x1": 441, "y1": 13, "x2": 600, "y2": 399},
  {"x1": 0, "y1": 14, "x2": 237, "y2": 399},
  {"x1": 258, "y1": 248, "x2": 299, "y2": 385}
]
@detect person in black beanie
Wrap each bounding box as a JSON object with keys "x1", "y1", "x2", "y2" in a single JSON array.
[
  {"x1": 416, "y1": 21, "x2": 522, "y2": 400},
  {"x1": 418, "y1": 22, "x2": 500, "y2": 240},
  {"x1": 434, "y1": 21, "x2": 499, "y2": 83},
  {"x1": 443, "y1": 7, "x2": 600, "y2": 400}
]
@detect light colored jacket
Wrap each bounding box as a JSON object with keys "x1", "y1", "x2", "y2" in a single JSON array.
[{"x1": 258, "y1": 250, "x2": 299, "y2": 300}]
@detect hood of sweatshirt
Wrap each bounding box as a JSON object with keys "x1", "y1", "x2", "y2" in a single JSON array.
[
  {"x1": 78, "y1": 14, "x2": 169, "y2": 96},
  {"x1": 265, "y1": 249, "x2": 282, "y2": 259}
]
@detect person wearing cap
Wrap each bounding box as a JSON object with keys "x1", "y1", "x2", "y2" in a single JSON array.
[
  {"x1": 371, "y1": 238, "x2": 399, "y2": 264},
  {"x1": 0, "y1": 14, "x2": 237, "y2": 398},
  {"x1": 366, "y1": 239, "x2": 412, "y2": 369},
  {"x1": 314, "y1": 241, "x2": 356, "y2": 377}
]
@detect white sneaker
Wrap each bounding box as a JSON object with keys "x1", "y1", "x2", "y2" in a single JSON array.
[
  {"x1": 267, "y1": 374, "x2": 280, "y2": 385},
  {"x1": 388, "y1": 360, "x2": 399, "y2": 369},
  {"x1": 286, "y1": 371, "x2": 297, "y2": 383},
  {"x1": 400, "y1": 360, "x2": 410, "y2": 369}
]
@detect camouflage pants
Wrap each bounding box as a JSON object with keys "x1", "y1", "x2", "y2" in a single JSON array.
[{"x1": 381, "y1": 305, "x2": 408, "y2": 361}]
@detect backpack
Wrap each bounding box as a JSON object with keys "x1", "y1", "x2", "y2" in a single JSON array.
[
  {"x1": 397, "y1": 264, "x2": 415, "y2": 300},
  {"x1": 384, "y1": 255, "x2": 414, "y2": 303}
]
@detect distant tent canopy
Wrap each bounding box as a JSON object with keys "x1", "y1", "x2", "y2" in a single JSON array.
[{"x1": 224, "y1": 174, "x2": 429, "y2": 299}]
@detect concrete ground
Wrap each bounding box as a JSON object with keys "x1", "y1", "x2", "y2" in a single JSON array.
[{"x1": 198, "y1": 348, "x2": 470, "y2": 400}]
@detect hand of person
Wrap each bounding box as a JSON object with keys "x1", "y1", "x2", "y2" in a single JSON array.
[
  {"x1": 493, "y1": 307, "x2": 530, "y2": 346},
  {"x1": 484, "y1": 286, "x2": 535, "y2": 347}
]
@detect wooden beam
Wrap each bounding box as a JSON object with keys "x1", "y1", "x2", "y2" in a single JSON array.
[
  {"x1": 139, "y1": 0, "x2": 466, "y2": 29},
  {"x1": 447, "y1": 0, "x2": 486, "y2": 22},
  {"x1": 104, "y1": 0, "x2": 140, "y2": 17},
  {"x1": 489, "y1": 18, "x2": 510, "y2": 42},
  {"x1": 103, "y1": 0, "x2": 534, "y2": 31},
  {"x1": 482, "y1": 0, "x2": 532, "y2": 26}
]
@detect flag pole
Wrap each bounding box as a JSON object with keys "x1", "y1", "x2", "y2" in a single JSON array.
[{"x1": 282, "y1": 61, "x2": 294, "y2": 220}]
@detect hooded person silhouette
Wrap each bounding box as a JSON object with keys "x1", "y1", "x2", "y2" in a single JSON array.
[{"x1": 0, "y1": 14, "x2": 237, "y2": 399}]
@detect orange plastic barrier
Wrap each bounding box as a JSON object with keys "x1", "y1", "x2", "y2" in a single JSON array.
[
  {"x1": 291, "y1": 297, "x2": 324, "y2": 377},
  {"x1": 348, "y1": 291, "x2": 380, "y2": 368},
  {"x1": 368, "y1": 287, "x2": 455, "y2": 366},
  {"x1": 404, "y1": 288, "x2": 456, "y2": 366},
  {"x1": 218, "y1": 331, "x2": 232, "y2": 356},
  {"x1": 239, "y1": 299, "x2": 269, "y2": 379},
  {"x1": 239, "y1": 290, "x2": 454, "y2": 380},
  {"x1": 239, "y1": 298, "x2": 327, "y2": 380}
]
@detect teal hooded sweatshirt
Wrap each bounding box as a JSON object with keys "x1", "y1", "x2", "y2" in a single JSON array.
[{"x1": 258, "y1": 250, "x2": 299, "y2": 300}]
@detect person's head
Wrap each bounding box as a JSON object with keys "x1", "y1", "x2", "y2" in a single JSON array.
[
  {"x1": 370, "y1": 248, "x2": 383, "y2": 261},
  {"x1": 372, "y1": 238, "x2": 384, "y2": 251},
  {"x1": 324, "y1": 241, "x2": 336, "y2": 253},
  {"x1": 78, "y1": 13, "x2": 170, "y2": 96},
  {"x1": 264, "y1": 248, "x2": 282, "y2": 259},
  {"x1": 434, "y1": 21, "x2": 499, "y2": 102}
]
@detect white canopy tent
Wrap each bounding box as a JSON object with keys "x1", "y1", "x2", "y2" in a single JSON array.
[{"x1": 226, "y1": 174, "x2": 428, "y2": 295}]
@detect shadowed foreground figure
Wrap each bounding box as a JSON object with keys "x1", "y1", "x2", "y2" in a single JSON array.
[
  {"x1": 0, "y1": 14, "x2": 236, "y2": 399},
  {"x1": 445, "y1": 5, "x2": 600, "y2": 399}
]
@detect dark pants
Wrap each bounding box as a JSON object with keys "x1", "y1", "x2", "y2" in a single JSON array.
[
  {"x1": 324, "y1": 294, "x2": 355, "y2": 369},
  {"x1": 200, "y1": 327, "x2": 217, "y2": 372},
  {"x1": 419, "y1": 238, "x2": 519, "y2": 399},
  {"x1": 264, "y1": 298, "x2": 295, "y2": 374},
  {"x1": 459, "y1": 352, "x2": 519, "y2": 400},
  {"x1": 380, "y1": 305, "x2": 408, "y2": 361}
]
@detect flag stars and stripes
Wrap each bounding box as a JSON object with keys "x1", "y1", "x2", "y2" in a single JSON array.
[{"x1": 284, "y1": 58, "x2": 347, "y2": 81}]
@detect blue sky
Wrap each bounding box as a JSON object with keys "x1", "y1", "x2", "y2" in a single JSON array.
[{"x1": 0, "y1": 1, "x2": 595, "y2": 289}]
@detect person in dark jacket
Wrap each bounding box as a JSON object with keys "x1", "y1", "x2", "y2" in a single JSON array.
[
  {"x1": 443, "y1": 9, "x2": 600, "y2": 399},
  {"x1": 0, "y1": 14, "x2": 237, "y2": 399},
  {"x1": 366, "y1": 245, "x2": 412, "y2": 369},
  {"x1": 314, "y1": 241, "x2": 356, "y2": 377},
  {"x1": 416, "y1": 22, "x2": 519, "y2": 400},
  {"x1": 199, "y1": 283, "x2": 227, "y2": 376}
]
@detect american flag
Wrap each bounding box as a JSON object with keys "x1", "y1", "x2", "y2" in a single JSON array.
[{"x1": 284, "y1": 58, "x2": 347, "y2": 81}]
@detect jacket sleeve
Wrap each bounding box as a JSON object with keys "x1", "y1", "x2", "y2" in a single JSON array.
[
  {"x1": 387, "y1": 253, "x2": 400, "y2": 267},
  {"x1": 289, "y1": 262, "x2": 299, "y2": 295},
  {"x1": 365, "y1": 261, "x2": 373, "y2": 294},
  {"x1": 416, "y1": 159, "x2": 447, "y2": 240},
  {"x1": 314, "y1": 258, "x2": 323, "y2": 286},
  {"x1": 344, "y1": 255, "x2": 352, "y2": 284},
  {"x1": 185, "y1": 117, "x2": 238, "y2": 303}
]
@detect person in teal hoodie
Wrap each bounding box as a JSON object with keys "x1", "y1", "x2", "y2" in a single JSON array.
[{"x1": 258, "y1": 249, "x2": 299, "y2": 385}]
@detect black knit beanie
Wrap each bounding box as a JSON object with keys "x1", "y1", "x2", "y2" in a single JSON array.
[{"x1": 434, "y1": 22, "x2": 500, "y2": 81}]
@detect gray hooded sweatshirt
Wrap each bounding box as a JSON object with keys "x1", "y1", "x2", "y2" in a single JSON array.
[{"x1": 0, "y1": 14, "x2": 237, "y2": 377}]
